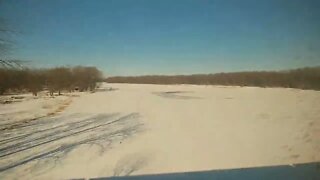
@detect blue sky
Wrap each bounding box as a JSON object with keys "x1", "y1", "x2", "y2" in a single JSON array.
[{"x1": 0, "y1": 0, "x2": 319, "y2": 75}]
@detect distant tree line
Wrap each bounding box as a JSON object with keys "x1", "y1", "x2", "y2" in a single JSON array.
[
  {"x1": 106, "y1": 66, "x2": 320, "y2": 90},
  {"x1": 0, "y1": 66, "x2": 103, "y2": 95}
]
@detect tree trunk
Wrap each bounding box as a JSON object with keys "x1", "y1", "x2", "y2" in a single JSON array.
[
  {"x1": 0, "y1": 88, "x2": 5, "y2": 95},
  {"x1": 33, "y1": 91, "x2": 37, "y2": 96}
]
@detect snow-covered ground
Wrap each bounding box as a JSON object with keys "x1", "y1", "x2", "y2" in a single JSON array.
[
  {"x1": 0, "y1": 83, "x2": 319, "y2": 179},
  {"x1": 0, "y1": 92, "x2": 77, "y2": 130}
]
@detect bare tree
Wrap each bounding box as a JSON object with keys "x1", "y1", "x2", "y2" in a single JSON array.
[
  {"x1": 72, "y1": 66, "x2": 103, "y2": 91},
  {"x1": 46, "y1": 67, "x2": 73, "y2": 96},
  {"x1": 26, "y1": 69, "x2": 45, "y2": 96},
  {"x1": 0, "y1": 17, "x2": 14, "y2": 57},
  {"x1": 0, "y1": 14, "x2": 103, "y2": 95},
  {"x1": 0, "y1": 65, "x2": 103, "y2": 96}
]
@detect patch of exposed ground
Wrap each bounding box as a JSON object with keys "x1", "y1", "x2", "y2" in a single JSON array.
[{"x1": 152, "y1": 91, "x2": 201, "y2": 99}]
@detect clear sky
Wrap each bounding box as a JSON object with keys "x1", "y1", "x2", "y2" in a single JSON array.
[{"x1": 0, "y1": 0, "x2": 319, "y2": 75}]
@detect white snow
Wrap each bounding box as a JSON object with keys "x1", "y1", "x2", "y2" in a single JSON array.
[
  {"x1": 0, "y1": 93, "x2": 72, "y2": 129},
  {"x1": 0, "y1": 83, "x2": 319, "y2": 179}
]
